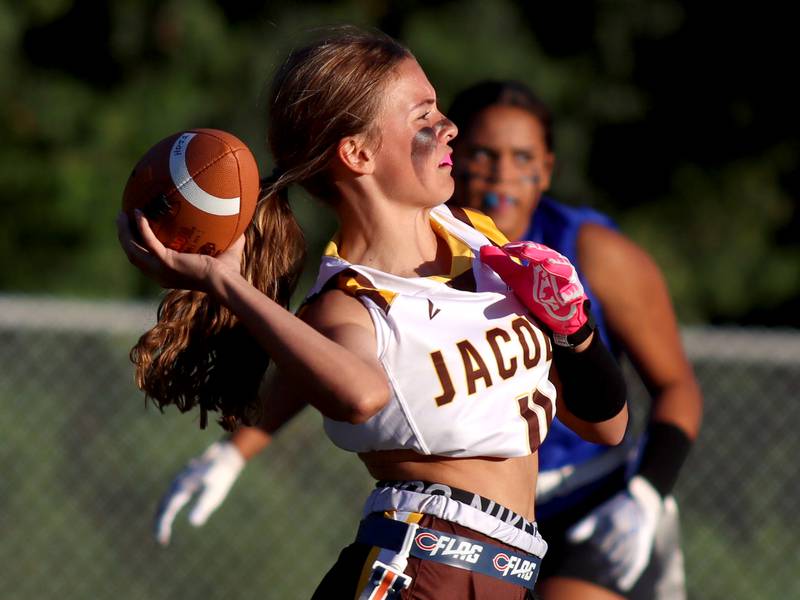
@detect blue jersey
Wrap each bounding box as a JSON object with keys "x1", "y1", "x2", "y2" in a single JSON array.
[{"x1": 525, "y1": 196, "x2": 631, "y2": 520}]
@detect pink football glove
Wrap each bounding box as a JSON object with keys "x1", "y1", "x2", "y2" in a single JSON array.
[{"x1": 480, "y1": 241, "x2": 594, "y2": 347}]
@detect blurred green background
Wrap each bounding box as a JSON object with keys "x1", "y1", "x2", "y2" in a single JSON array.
[
  {"x1": 0, "y1": 0, "x2": 798, "y2": 323},
  {"x1": 1, "y1": 2, "x2": 799, "y2": 600}
]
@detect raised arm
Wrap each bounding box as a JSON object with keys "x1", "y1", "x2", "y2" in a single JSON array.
[{"x1": 118, "y1": 210, "x2": 390, "y2": 424}]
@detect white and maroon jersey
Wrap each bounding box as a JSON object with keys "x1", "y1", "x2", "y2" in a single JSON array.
[{"x1": 305, "y1": 205, "x2": 557, "y2": 458}]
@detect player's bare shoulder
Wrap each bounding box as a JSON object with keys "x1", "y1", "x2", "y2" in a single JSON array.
[{"x1": 299, "y1": 288, "x2": 377, "y2": 348}]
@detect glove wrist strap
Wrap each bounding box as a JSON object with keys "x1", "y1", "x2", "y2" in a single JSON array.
[
  {"x1": 552, "y1": 313, "x2": 595, "y2": 348},
  {"x1": 551, "y1": 301, "x2": 595, "y2": 348}
]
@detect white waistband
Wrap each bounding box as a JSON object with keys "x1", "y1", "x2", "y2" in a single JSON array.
[{"x1": 362, "y1": 487, "x2": 548, "y2": 557}]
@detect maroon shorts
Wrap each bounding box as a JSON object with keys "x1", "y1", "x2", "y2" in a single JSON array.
[{"x1": 311, "y1": 514, "x2": 537, "y2": 600}]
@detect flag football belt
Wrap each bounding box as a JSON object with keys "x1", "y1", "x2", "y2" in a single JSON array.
[
  {"x1": 375, "y1": 479, "x2": 538, "y2": 536},
  {"x1": 356, "y1": 515, "x2": 541, "y2": 591}
]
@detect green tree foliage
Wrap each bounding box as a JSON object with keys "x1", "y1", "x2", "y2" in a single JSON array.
[{"x1": 1, "y1": 0, "x2": 797, "y2": 324}]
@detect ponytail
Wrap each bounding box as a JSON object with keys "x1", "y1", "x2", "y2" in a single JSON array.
[{"x1": 130, "y1": 175, "x2": 306, "y2": 430}]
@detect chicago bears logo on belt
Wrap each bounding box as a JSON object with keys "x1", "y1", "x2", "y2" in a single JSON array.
[
  {"x1": 414, "y1": 532, "x2": 439, "y2": 551},
  {"x1": 492, "y1": 552, "x2": 538, "y2": 581},
  {"x1": 414, "y1": 531, "x2": 483, "y2": 564}
]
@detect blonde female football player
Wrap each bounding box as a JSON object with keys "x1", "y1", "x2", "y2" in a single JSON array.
[{"x1": 122, "y1": 28, "x2": 628, "y2": 599}]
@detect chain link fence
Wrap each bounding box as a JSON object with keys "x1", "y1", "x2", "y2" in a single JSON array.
[{"x1": 1, "y1": 295, "x2": 798, "y2": 600}]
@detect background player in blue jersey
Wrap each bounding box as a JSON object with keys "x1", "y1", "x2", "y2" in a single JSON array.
[
  {"x1": 152, "y1": 78, "x2": 701, "y2": 600},
  {"x1": 446, "y1": 80, "x2": 702, "y2": 600}
]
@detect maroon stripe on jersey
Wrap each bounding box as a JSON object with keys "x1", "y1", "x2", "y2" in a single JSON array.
[
  {"x1": 448, "y1": 205, "x2": 475, "y2": 228},
  {"x1": 344, "y1": 270, "x2": 393, "y2": 314},
  {"x1": 298, "y1": 268, "x2": 393, "y2": 316}
]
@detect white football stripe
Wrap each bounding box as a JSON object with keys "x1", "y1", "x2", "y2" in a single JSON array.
[{"x1": 169, "y1": 132, "x2": 240, "y2": 216}]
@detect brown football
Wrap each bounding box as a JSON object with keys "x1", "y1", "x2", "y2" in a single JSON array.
[{"x1": 122, "y1": 128, "x2": 260, "y2": 255}]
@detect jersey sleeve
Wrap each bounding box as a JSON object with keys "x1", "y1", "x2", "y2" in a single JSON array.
[{"x1": 298, "y1": 267, "x2": 398, "y2": 317}]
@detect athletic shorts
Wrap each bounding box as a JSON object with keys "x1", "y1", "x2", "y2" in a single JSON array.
[
  {"x1": 537, "y1": 480, "x2": 686, "y2": 600},
  {"x1": 312, "y1": 481, "x2": 548, "y2": 600}
]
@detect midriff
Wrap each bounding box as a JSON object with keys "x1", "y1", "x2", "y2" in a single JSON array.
[{"x1": 358, "y1": 449, "x2": 538, "y2": 521}]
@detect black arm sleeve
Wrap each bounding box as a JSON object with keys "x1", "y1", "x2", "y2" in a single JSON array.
[
  {"x1": 637, "y1": 421, "x2": 693, "y2": 496},
  {"x1": 552, "y1": 333, "x2": 627, "y2": 423}
]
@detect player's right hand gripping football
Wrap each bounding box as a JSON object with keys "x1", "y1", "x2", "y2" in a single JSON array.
[
  {"x1": 480, "y1": 242, "x2": 592, "y2": 346},
  {"x1": 154, "y1": 440, "x2": 246, "y2": 546},
  {"x1": 117, "y1": 210, "x2": 245, "y2": 292}
]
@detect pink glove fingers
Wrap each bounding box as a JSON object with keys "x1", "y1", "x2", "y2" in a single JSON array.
[{"x1": 480, "y1": 241, "x2": 591, "y2": 339}]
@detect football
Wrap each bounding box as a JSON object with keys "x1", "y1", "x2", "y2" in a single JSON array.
[{"x1": 122, "y1": 128, "x2": 260, "y2": 256}]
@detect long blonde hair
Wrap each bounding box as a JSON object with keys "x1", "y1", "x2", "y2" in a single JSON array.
[{"x1": 130, "y1": 27, "x2": 411, "y2": 429}]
